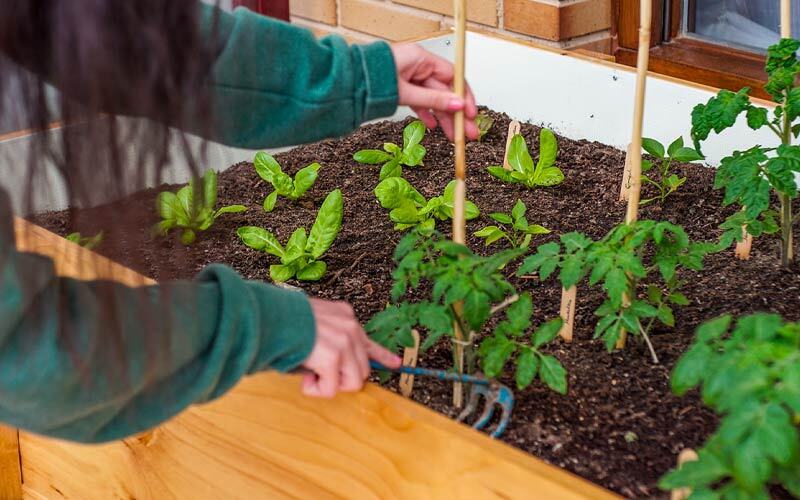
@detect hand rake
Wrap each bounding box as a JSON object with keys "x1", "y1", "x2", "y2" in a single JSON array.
[{"x1": 369, "y1": 360, "x2": 514, "y2": 438}]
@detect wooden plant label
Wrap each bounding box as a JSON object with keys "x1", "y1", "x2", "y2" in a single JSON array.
[
  {"x1": 503, "y1": 120, "x2": 521, "y2": 170},
  {"x1": 734, "y1": 226, "x2": 752, "y2": 260},
  {"x1": 559, "y1": 286, "x2": 577, "y2": 342},
  {"x1": 619, "y1": 142, "x2": 634, "y2": 201},
  {"x1": 399, "y1": 329, "x2": 420, "y2": 398},
  {"x1": 670, "y1": 449, "x2": 699, "y2": 500}
]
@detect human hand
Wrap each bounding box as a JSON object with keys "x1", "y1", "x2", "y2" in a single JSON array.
[
  {"x1": 300, "y1": 298, "x2": 402, "y2": 398},
  {"x1": 391, "y1": 43, "x2": 478, "y2": 142}
]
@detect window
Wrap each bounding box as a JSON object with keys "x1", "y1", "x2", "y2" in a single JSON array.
[{"x1": 685, "y1": 0, "x2": 799, "y2": 53}]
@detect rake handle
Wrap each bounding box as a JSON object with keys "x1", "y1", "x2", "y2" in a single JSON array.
[{"x1": 370, "y1": 361, "x2": 489, "y2": 387}]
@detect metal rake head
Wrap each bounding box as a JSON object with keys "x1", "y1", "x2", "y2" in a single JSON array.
[{"x1": 456, "y1": 379, "x2": 514, "y2": 438}]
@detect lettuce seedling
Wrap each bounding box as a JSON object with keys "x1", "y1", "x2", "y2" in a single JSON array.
[
  {"x1": 353, "y1": 120, "x2": 426, "y2": 180},
  {"x1": 253, "y1": 152, "x2": 320, "y2": 212},
  {"x1": 237, "y1": 189, "x2": 342, "y2": 282},
  {"x1": 691, "y1": 38, "x2": 800, "y2": 267},
  {"x1": 66, "y1": 231, "x2": 103, "y2": 250},
  {"x1": 660, "y1": 313, "x2": 800, "y2": 498},
  {"x1": 155, "y1": 169, "x2": 247, "y2": 245},
  {"x1": 487, "y1": 130, "x2": 564, "y2": 188},
  {"x1": 639, "y1": 137, "x2": 703, "y2": 205},
  {"x1": 374, "y1": 177, "x2": 480, "y2": 234},
  {"x1": 367, "y1": 231, "x2": 567, "y2": 393},
  {"x1": 474, "y1": 199, "x2": 550, "y2": 249},
  {"x1": 518, "y1": 221, "x2": 718, "y2": 362},
  {"x1": 476, "y1": 112, "x2": 494, "y2": 141}
]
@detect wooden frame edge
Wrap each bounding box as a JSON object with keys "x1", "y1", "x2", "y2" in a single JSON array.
[{"x1": 0, "y1": 426, "x2": 22, "y2": 500}]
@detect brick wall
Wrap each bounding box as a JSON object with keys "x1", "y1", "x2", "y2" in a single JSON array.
[{"x1": 288, "y1": 0, "x2": 612, "y2": 51}]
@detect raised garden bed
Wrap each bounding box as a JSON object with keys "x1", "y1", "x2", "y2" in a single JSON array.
[{"x1": 30, "y1": 109, "x2": 800, "y2": 497}]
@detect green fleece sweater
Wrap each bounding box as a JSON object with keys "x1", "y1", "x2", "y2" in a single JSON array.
[{"x1": 0, "y1": 3, "x2": 398, "y2": 443}]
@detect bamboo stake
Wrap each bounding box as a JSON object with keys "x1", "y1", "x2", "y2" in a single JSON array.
[
  {"x1": 399, "y1": 330, "x2": 420, "y2": 397},
  {"x1": 782, "y1": 0, "x2": 792, "y2": 38},
  {"x1": 780, "y1": 0, "x2": 795, "y2": 267},
  {"x1": 618, "y1": 0, "x2": 651, "y2": 350},
  {"x1": 452, "y1": 0, "x2": 467, "y2": 408},
  {"x1": 619, "y1": 143, "x2": 635, "y2": 201},
  {"x1": 503, "y1": 120, "x2": 521, "y2": 170}
]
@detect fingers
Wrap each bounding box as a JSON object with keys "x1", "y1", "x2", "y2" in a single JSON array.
[
  {"x1": 366, "y1": 339, "x2": 402, "y2": 369},
  {"x1": 419, "y1": 77, "x2": 479, "y2": 141},
  {"x1": 412, "y1": 106, "x2": 438, "y2": 129},
  {"x1": 302, "y1": 350, "x2": 341, "y2": 398},
  {"x1": 399, "y1": 80, "x2": 464, "y2": 114}
]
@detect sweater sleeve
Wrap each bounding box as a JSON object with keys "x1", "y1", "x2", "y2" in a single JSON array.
[
  {"x1": 197, "y1": 3, "x2": 399, "y2": 148},
  {"x1": 0, "y1": 192, "x2": 316, "y2": 443}
]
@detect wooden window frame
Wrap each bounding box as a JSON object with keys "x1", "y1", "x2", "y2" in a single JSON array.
[
  {"x1": 612, "y1": 0, "x2": 770, "y2": 99},
  {"x1": 231, "y1": 0, "x2": 290, "y2": 21}
]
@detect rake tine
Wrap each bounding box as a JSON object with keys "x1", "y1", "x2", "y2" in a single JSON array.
[
  {"x1": 490, "y1": 386, "x2": 515, "y2": 438},
  {"x1": 456, "y1": 384, "x2": 481, "y2": 423},
  {"x1": 470, "y1": 386, "x2": 496, "y2": 430}
]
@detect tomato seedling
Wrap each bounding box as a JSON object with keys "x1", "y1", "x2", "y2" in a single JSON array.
[
  {"x1": 367, "y1": 231, "x2": 567, "y2": 393},
  {"x1": 237, "y1": 189, "x2": 343, "y2": 282},
  {"x1": 661, "y1": 313, "x2": 800, "y2": 498},
  {"x1": 353, "y1": 120, "x2": 427, "y2": 180},
  {"x1": 474, "y1": 199, "x2": 549, "y2": 249},
  {"x1": 155, "y1": 169, "x2": 247, "y2": 245},
  {"x1": 639, "y1": 137, "x2": 703, "y2": 206},
  {"x1": 253, "y1": 151, "x2": 320, "y2": 212},
  {"x1": 65, "y1": 231, "x2": 103, "y2": 250}
]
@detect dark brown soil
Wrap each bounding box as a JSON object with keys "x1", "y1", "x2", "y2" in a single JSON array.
[{"x1": 33, "y1": 111, "x2": 800, "y2": 498}]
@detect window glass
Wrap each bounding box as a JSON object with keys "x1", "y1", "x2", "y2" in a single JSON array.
[{"x1": 685, "y1": 0, "x2": 800, "y2": 52}]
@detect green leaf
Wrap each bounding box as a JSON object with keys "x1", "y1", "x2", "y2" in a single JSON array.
[
  {"x1": 536, "y1": 129, "x2": 557, "y2": 170},
  {"x1": 156, "y1": 191, "x2": 183, "y2": 221},
  {"x1": 696, "y1": 314, "x2": 731, "y2": 342},
  {"x1": 539, "y1": 354, "x2": 567, "y2": 394},
  {"x1": 508, "y1": 134, "x2": 534, "y2": 174},
  {"x1": 671, "y1": 343, "x2": 712, "y2": 395},
  {"x1": 296, "y1": 261, "x2": 327, "y2": 281},
  {"x1": 668, "y1": 292, "x2": 689, "y2": 306},
  {"x1": 642, "y1": 138, "x2": 665, "y2": 158},
  {"x1": 732, "y1": 434, "x2": 772, "y2": 491},
  {"x1": 403, "y1": 120, "x2": 426, "y2": 150},
  {"x1": 474, "y1": 226, "x2": 507, "y2": 246},
  {"x1": 379, "y1": 159, "x2": 403, "y2": 180},
  {"x1": 561, "y1": 232, "x2": 593, "y2": 251},
  {"x1": 375, "y1": 177, "x2": 421, "y2": 209},
  {"x1": 672, "y1": 147, "x2": 704, "y2": 162},
  {"x1": 667, "y1": 137, "x2": 684, "y2": 157},
  {"x1": 746, "y1": 106, "x2": 769, "y2": 130},
  {"x1": 603, "y1": 268, "x2": 628, "y2": 309},
  {"x1": 292, "y1": 163, "x2": 320, "y2": 198},
  {"x1": 476, "y1": 113, "x2": 494, "y2": 141},
  {"x1": 390, "y1": 199, "x2": 421, "y2": 225},
  {"x1": 464, "y1": 290, "x2": 490, "y2": 332},
  {"x1": 480, "y1": 337, "x2": 516, "y2": 378},
  {"x1": 511, "y1": 199, "x2": 526, "y2": 221},
  {"x1": 658, "y1": 450, "x2": 729, "y2": 489},
  {"x1": 202, "y1": 169, "x2": 217, "y2": 209},
  {"x1": 533, "y1": 317, "x2": 564, "y2": 348},
  {"x1": 307, "y1": 189, "x2": 343, "y2": 259},
  {"x1": 506, "y1": 293, "x2": 533, "y2": 332},
  {"x1": 487, "y1": 166, "x2": 514, "y2": 182},
  {"x1": 237, "y1": 226, "x2": 284, "y2": 257},
  {"x1": 533, "y1": 167, "x2": 564, "y2": 187},
  {"x1": 176, "y1": 185, "x2": 195, "y2": 220},
  {"x1": 254, "y1": 151, "x2": 282, "y2": 182},
  {"x1": 657, "y1": 305, "x2": 675, "y2": 327},
  {"x1": 354, "y1": 149, "x2": 392, "y2": 164},
  {"x1": 283, "y1": 227, "x2": 308, "y2": 264},
  {"x1": 526, "y1": 224, "x2": 550, "y2": 235},
  {"x1": 214, "y1": 205, "x2": 247, "y2": 219},
  {"x1": 757, "y1": 404, "x2": 799, "y2": 465},
  {"x1": 269, "y1": 264, "x2": 296, "y2": 283},
  {"x1": 402, "y1": 144, "x2": 426, "y2": 167},
  {"x1": 263, "y1": 191, "x2": 278, "y2": 212},
  {"x1": 559, "y1": 255, "x2": 584, "y2": 288},
  {"x1": 641, "y1": 159, "x2": 654, "y2": 173},
  {"x1": 515, "y1": 348, "x2": 539, "y2": 390},
  {"x1": 489, "y1": 212, "x2": 513, "y2": 224},
  {"x1": 464, "y1": 201, "x2": 481, "y2": 220}
]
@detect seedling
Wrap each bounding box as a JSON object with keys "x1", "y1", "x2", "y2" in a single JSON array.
[
  {"x1": 691, "y1": 38, "x2": 800, "y2": 267},
  {"x1": 474, "y1": 199, "x2": 550, "y2": 249},
  {"x1": 660, "y1": 313, "x2": 800, "y2": 498},
  {"x1": 155, "y1": 169, "x2": 247, "y2": 245},
  {"x1": 253, "y1": 152, "x2": 319, "y2": 212},
  {"x1": 518, "y1": 221, "x2": 718, "y2": 362},
  {"x1": 639, "y1": 137, "x2": 703, "y2": 205},
  {"x1": 487, "y1": 130, "x2": 565, "y2": 188},
  {"x1": 65, "y1": 231, "x2": 103, "y2": 250},
  {"x1": 237, "y1": 189, "x2": 342, "y2": 282},
  {"x1": 476, "y1": 112, "x2": 494, "y2": 141},
  {"x1": 353, "y1": 120, "x2": 426, "y2": 180},
  {"x1": 374, "y1": 177, "x2": 479, "y2": 234},
  {"x1": 367, "y1": 231, "x2": 567, "y2": 394}
]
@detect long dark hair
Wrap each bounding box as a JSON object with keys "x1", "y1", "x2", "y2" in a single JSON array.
[{"x1": 0, "y1": 2, "x2": 222, "y2": 399}]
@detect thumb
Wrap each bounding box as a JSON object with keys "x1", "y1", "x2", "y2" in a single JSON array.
[{"x1": 399, "y1": 81, "x2": 464, "y2": 113}]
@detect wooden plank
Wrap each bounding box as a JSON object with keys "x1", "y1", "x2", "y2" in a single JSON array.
[
  {"x1": 0, "y1": 426, "x2": 22, "y2": 500},
  {"x1": 13, "y1": 218, "x2": 618, "y2": 499}
]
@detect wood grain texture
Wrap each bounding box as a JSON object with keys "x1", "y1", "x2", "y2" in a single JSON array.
[
  {"x1": 0, "y1": 426, "x2": 22, "y2": 500},
  {"x1": 11, "y1": 190, "x2": 619, "y2": 500}
]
